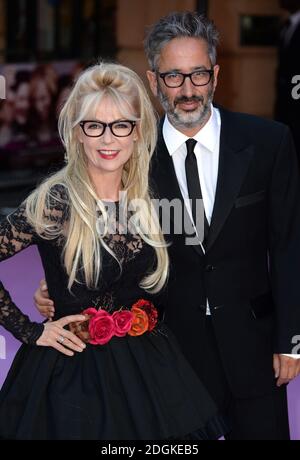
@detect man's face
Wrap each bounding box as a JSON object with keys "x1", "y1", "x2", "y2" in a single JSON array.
[{"x1": 147, "y1": 37, "x2": 219, "y2": 135}]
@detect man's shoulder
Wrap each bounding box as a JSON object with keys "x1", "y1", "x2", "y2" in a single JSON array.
[{"x1": 216, "y1": 105, "x2": 289, "y2": 138}]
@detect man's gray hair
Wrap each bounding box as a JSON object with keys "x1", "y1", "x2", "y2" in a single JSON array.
[{"x1": 144, "y1": 11, "x2": 219, "y2": 70}]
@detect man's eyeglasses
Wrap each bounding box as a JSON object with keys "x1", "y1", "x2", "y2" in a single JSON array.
[
  {"x1": 79, "y1": 120, "x2": 136, "y2": 138},
  {"x1": 158, "y1": 69, "x2": 214, "y2": 88}
]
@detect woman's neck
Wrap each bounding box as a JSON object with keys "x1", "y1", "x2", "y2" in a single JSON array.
[{"x1": 88, "y1": 168, "x2": 122, "y2": 202}]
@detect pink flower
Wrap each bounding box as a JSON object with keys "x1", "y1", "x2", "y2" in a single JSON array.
[
  {"x1": 82, "y1": 307, "x2": 98, "y2": 317},
  {"x1": 88, "y1": 310, "x2": 115, "y2": 345},
  {"x1": 112, "y1": 310, "x2": 133, "y2": 337}
]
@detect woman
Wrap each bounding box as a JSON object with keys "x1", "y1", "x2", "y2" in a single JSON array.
[
  {"x1": 0, "y1": 62, "x2": 228, "y2": 440},
  {"x1": 29, "y1": 65, "x2": 57, "y2": 145}
]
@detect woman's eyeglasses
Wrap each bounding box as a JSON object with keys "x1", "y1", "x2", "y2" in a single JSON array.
[{"x1": 79, "y1": 120, "x2": 136, "y2": 137}]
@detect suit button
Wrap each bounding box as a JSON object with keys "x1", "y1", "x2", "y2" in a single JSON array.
[
  {"x1": 205, "y1": 264, "x2": 216, "y2": 272},
  {"x1": 212, "y1": 305, "x2": 224, "y2": 311}
]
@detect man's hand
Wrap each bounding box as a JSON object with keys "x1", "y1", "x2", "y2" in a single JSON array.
[
  {"x1": 34, "y1": 279, "x2": 55, "y2": 320},
  {"x1": 273, "y1": 353, "x2": 300, "y2": 386}
]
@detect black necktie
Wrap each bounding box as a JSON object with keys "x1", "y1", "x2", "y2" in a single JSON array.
[{"x1": 185, "y1": 138, "x2": 209, "y2": 245}]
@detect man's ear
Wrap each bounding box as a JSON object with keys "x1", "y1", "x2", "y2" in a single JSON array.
[
  {"x1": 213, "y1": 65, "x2": 220, "y2": 92},
  {"x1": 146, "y1": 70, "x2": 158, "y2": 97}
]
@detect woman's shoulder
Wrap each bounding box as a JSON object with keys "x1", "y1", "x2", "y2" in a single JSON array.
[
  {"x1": 46, "y1": 183, "x2": 70, "y2": 210},
  {"x1": 48, "y1": 183, "x2": 69, "y2": 202},
  {"x1": 43, "y1": 182, "x2": 70, "y2": 223}
]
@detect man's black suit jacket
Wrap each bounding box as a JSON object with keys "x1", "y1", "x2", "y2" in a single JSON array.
[
  {"x1": 150, "y1": 107, "x2": 300, "y2": 398},
  {"x1": 275, "y1": 19, "x2": 300, "y2": 159}
]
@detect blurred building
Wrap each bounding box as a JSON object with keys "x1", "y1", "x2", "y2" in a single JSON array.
[
  {"x1": 0, "y1": 0, "x2": 285, "y2": 213},
  {"x1": 0, "y1": 0, "x2": 285, "y2": 116}
]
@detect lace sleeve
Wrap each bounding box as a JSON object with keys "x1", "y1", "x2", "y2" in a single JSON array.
[{"x1": 0, "y1": 184, "x2": 69, "y2": 344}]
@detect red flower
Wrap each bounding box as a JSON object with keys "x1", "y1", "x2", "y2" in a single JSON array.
[
  {"x1": 82, "y1": 307, "x2": 98, "y2": 317},
  {"x1": 132, "y1": 299, "x2": 158, "y2": 332},
  {"x1": 112, "y1": 310, "x2": 133, "y2": 337},
  {"x1": 69, "y1": 307, "x2": 98, "y2": 343},
  {"x1": 88, "y1": 310, "x2": 115, "y2": 345},
  {"x1": 128, "y1": 307, "x2": 149, "y2": 336},
  {"x1": 71, "y1": 299, "x2": 158, "y2": 346}
]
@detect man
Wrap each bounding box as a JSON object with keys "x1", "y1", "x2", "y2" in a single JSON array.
[
  {"x1": 275, "y1": 0, "x2": 300, "y2": 162},
  {"x1": 35, "y1": 12, "x2": 300, "y2": 439}
]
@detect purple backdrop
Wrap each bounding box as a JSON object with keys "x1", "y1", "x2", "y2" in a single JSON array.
[{"x1": 0, "y1": 246, "x2": 299, "y2": 439}]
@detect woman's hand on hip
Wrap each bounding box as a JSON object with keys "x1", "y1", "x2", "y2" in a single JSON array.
[{"x1": 36, "y1": 314, "x2": 87, "y2": 356}]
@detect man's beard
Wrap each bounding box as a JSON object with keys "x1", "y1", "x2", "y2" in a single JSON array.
[{"x1": 157, "y1": 84, "x2": 214, "y2": 131}]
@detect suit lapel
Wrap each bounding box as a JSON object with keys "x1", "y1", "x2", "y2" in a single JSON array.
[
  {"x1": 205, "y1": 108, "x2": 254, "y2": 251},
  {"x1": 154, "y1": 125, "x2": 182, "y2": 202},
  {"x1": 153, "y1": 122, "x2": 204, "y2": 257}
]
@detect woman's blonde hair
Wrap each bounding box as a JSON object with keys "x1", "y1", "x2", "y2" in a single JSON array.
[{"x1": 25, "y1": 61, "x2": 169, "y2": 293}]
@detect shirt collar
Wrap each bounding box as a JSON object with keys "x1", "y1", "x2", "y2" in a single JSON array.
[
  {"x1": 290, "y1": 10, "x2": 300, "y2": 26},
  {"x1": 163, "y1": 104, "x2": 220, "y2": 156}
]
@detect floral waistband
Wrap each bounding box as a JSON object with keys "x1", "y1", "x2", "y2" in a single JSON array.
[{"x1": 69, "y1": 299, "x2": 158, "y2": 345}]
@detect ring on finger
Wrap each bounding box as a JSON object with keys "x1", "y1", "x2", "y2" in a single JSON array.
[{"x1": 57, "y1": 335, "x2": 65, "y2": 344}]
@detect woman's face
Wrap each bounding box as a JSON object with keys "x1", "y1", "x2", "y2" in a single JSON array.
[{"x1": 78, "y1": 96, "x2": 138, "y2": 178}]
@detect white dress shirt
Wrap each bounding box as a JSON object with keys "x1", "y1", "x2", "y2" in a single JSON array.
[{"x1": 162, "y1": 105, "x2": 299, "y2": 359}]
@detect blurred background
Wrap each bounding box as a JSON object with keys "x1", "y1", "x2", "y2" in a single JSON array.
[
  {"x1": 0, "y1": 0, "x2": 300, "y2": 438},
  {"x1": 0, "y1": 0, "x2": 299, "y2": 214}
]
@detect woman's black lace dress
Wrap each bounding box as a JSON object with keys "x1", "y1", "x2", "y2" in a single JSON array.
[{"x1": 0, "y1": 185, "x2": 228, "y2": 440}]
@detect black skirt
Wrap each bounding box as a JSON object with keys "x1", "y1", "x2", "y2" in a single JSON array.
[{"x1": 0, "y1": 326, "x2": 228, "y2": 440}]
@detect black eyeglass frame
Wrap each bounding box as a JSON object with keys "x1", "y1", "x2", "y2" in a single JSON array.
[
  {"x1": 79, "y1": 120, "x2": 137, "y2": 137},
  {"x1": 158, "y1": 69, "x2": 214, "y2": 88}
]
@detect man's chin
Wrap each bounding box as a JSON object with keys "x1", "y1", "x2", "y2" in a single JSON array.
[{"x1": 174, "y1": 111, "x2": 204, "y2": 127}]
